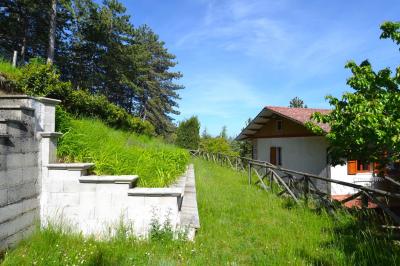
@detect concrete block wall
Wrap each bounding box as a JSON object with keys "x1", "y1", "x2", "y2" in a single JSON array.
[
  {"x1": 0, "y1": 95, "x2": 61, "y2": 250},
  {"x1": 0, "y1": 98, "x2": 39, "y2": 249}
]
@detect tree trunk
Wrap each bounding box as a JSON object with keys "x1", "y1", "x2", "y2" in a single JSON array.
[
  {"x1": 142, "y1": 104, "x2": 147, "y2": 121},
  {"x1": 47, "y1": 0, "x2": 57, "y2": 64},
  {"x1": 20, "y1": 24, "x2": 27, "y2": 64}
]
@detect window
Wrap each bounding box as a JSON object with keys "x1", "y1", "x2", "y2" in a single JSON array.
[
  {"x1": 347, "y1": 160, "x2": 371, "y2": 175},
  {"x1": 270, "y1": 147, "x2": 282, "y2": 166},
  {"x1": 357, "y1": 161, "x2": 370, "y2": 172},
  {"x1": 276, "y1": 120, "x2": 283, "y2": 131}
]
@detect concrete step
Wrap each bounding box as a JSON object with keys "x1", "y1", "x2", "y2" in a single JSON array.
[
  {"x1": 0, "y1": 95, "x2": 61, "y2": 108},
  {"x1": 127, "y1": 187, "x2": 183, "y2": 197},
  {"x1": 79, "y1": 175, "x2": 139, "y2": 188},
  {"x1": 0, "y1": 106, "x2": 35, "y2": 122},
  {"x1": 0, "y1": 95, "x2": 34, "y2": 108},
  {"x1": 47, "y1": 163, "x2": 95, "y2": 178}
]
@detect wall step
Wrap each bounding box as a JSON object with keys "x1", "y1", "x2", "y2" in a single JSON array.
[
  {"x1": 47, "y1": 163, "x2": 94, "y2": 177},
  {"x1": 79, "y1": 175, "x2": 138, "y2": 188},
  {"x1": 0, "y1": 96, "x2": 34, "y2": 108},
  {"x1": 0, "y1": 106, "x2": 35, "y2": 122}
]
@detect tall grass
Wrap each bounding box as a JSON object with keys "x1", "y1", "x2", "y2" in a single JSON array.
[
  {"x1": 1, "y1": 159, "x2": 399, "y2": 265},
  {"x1": 0, "y1": 59, "x2": 21, "y2": 77},
  {"x1": 57, "y1": 119, "x2": 189, "y2": 187},
  {"x1": 0, "y1": 59, "x2": 21, "y2": 94}
]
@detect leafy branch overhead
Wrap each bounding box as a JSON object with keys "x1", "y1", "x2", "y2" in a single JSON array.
[{"x1": 308, "y1": 21, "x2": 400, "y2": 167}]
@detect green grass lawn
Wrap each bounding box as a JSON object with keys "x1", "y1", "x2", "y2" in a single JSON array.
[{"x1": 1, "y1": 159, "x2": 399, "y2": 265}]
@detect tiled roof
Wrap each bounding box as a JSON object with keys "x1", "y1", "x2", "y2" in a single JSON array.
[{"x1": 266, "y1": 106, "x2": 331, "y2": 132}]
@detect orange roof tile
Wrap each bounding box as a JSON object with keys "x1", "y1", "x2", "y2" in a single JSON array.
[{"x1": 266, "y1": 106, "x2": 331, "y2": 132}]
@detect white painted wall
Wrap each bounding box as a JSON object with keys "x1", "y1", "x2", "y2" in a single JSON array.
[
  {"x1": 255, "y1": 136, "x2": 375, "y2": 196},
  {"x1": 256, "y1": 136, "x2": 329, "y2": 176},
  {"x1": 256, "y1": 136, "x2": 329, "y2": 193},
  {"x1": 330, "y1": 165, "x2": 374, "y2": 196}
]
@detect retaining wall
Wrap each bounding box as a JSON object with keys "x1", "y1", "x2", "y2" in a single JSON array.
[
  {"x1": 0, "y1": 95, "x2": 199, "y2": 249},
  {"x1": 41, "y1": 163, "x2": 185, "y2": 237}
]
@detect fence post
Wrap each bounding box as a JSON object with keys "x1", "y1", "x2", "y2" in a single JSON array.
[
  {"x1": 304, "y1": 175, "x2": 309, "y2": 203},
  {"x1": 361, "y1": 192, "x2": 369, "y2": 209},
  {"x1": 269, "y1": 172, "x2": 273, "y2": 192},
  {"x1": 248, "y1": 162, "x2": 252, "y2": 185}
]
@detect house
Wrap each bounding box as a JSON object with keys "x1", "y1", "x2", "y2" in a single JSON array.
[{"x1": 236, "y1": 106, "x2": 376, "y2": 201}]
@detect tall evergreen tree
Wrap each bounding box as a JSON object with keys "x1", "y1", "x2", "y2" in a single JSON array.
[
  {"x1": 0, "y1": 0, "x2": 184, "y2": 136},
  {"x1": 134, "y1": 25, "x2": 183, "y2": 135},
  {"x1": 289, "y1": 96, "x2": 307, "y2": 108},
  {"x1": 220, "y1": 125, "x2": 228, "y2": 139}
]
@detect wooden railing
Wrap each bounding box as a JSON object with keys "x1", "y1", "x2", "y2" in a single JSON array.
[{"x1": 189, "y1": 150, "x2": 400, "y2": 225}]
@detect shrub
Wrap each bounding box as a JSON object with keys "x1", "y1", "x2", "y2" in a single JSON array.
[
  {"x1": 175, "y1": 116, "x2": 200, "y2": 150},
  {"x1": 17, "y1": 58, "x2": 69, "y2": 96},
  {"x1": 200, "y1": 137, "x2": 239, "y2": 156},
  {"x1": 51, "y1": 88, "x2": 155, "y2": 136},
  {"x1": 0, "y1": 58, "x2": 155, "y2": 136}
]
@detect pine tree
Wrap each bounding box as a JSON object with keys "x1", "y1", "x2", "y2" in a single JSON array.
[
  {"x1": 220, "y1": 125, "x2": 228, "y2": 139},
  {"x1": 134, "y1": 25, "x2": 183, "y2": 135},
  {"x1": 289, "y1": 96, "x2": 307, "y2": 108}
]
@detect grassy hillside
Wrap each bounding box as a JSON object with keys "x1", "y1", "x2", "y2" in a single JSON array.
[
  {"x1": 57, "y1": 119, "x2": 189, "y2": 187},
  {"x1": 2, "y1": 159, "x2": 398, "y2": 265}
]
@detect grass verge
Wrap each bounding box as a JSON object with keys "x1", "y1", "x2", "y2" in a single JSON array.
[
  {"x1": 57, "y1": 119, "x2": 189, "y2": 187},
  {"x1": 1, "y1": 159, "x2": 400, "y2": 265}
]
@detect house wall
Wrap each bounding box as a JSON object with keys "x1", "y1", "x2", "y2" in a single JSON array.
[
  {"x1": 330, "y1": 164, "x2": 374, "y2": 196},
  {"x1": 253, "y1": 116, "x2": 314, "y2": 138},
  {"x1": 254, "y1": 135, "x2": 375, "y2": 197},
  {"x1": 255, "y1": 136, "x2": 330, "y2": 193}
]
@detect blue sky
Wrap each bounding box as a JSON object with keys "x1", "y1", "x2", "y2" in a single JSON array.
[{"x1": 120, "y1": 0, "x2": 400, "y2": 137}]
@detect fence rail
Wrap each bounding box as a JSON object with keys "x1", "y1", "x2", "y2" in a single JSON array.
[{"x1": 190, "y1": 150, "x2": 400, "y2": 225}]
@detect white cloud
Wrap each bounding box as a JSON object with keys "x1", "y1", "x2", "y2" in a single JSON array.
[{"x1": 175, "y1": 0, "x2": 364, "y2": 77}]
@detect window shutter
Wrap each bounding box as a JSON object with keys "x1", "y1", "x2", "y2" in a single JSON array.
[
  {"x1": 347, "y1": 160, "x2": 357, "y2": 175},
  {"x1": 270, "y1": 147, "x2": 277, "y2": 165},
  {"x1": 277, "y1": 147, "x2": 282, "y2": 166},
  {"x1": 373, "y1": 162, "x2": 379, "y2": 174}
]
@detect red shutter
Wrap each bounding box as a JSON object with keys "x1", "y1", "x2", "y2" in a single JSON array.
[
  {"x1": 270, "y1": 147, "x2": 277, "y2": 165},
  {"x1": 347, "y1": 160, "x2": 357, "y2": 175}
]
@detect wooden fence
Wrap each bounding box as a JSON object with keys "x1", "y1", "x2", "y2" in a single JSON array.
[{"x1": 189, "y1": 150, "x2": 400, "y2": 225}]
